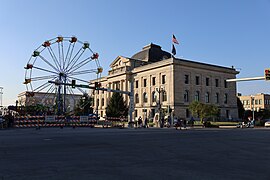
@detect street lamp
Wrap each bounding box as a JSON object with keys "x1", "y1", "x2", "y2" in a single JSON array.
[
  {"x1": 0, "y1": 87, "x2": 3, "y2": 107},
  {"x1": 251, "y1": 96, "x2": 255, "y2": 121},
  {"x1": 156, "y1": 86, "x2": 163, "y2": 127}
]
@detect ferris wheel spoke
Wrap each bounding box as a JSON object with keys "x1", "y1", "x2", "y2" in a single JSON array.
[
  {"x1": 65, "y1": 48, "x2": 85, "y2": 72},
  {"x1": 68, "y1": 76, "x2": 90, "y2": 84},
  {"x1": 33, "y1": 66, "x2": 59, "y2": 75},
  {"x1": 33, "y1": 81, "x2": 52, "y2": 92},
  {"x1": 64, "y1": 42, "x2": 75, "y2": 71},
  {"x1": 39, "y1": 55, "x2": 60, "y2": 72},
  {"x1": 42, "y1": 86, "x2": 57, "y2": 104},
  {"x1": 48, "y1": 46, "x2": 61, "y2": 71},
  {"x1": 68, "y1": 57, "x2": 92, "y2": 74},
  {"x1": 57, "y1": 41, "x2": 65, "y2": 71},
  {"x1": 68, "y1": 69, "x2": 97, "y2": 76},
  {"x1": 66, "y1": 87, "x2": 76, "y2": 102},
  {"x1": 31, "y1": 75, "x2": 57, "y2": 81}
]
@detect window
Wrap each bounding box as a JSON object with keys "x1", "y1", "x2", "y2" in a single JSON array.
[
  {"x1": 162, "y1": 75, "x2": 166, "y2": 84},
  {"x1": 196, "y1": 76, "x2": 200, "y2": 85},
  {"x1": 134, "y1": 110, "x2": 138, "y2": 118},
  {"x1": 215, "y1": 79, "x2": 219, "y2": 87},
  {"x1": 206, "y1": 77, "x2": 210, "y2": 86},
  {"x1": 152, "y1": 77, "x2": 156, "y2": 86},
  {"x1": 205, "y1": 92, "x2": 210, "y2": 103},
  {"x1": 255, "y1": 99, "x2": 258, "y2": 105},
  {"x1": 195, "y1": 91, "x2": 200, "y2": 101},
  {"x1": 226, "y1": 110, "x2": 230, "y2": 119},
  {"x1": 215, "y1": 93, "x2": 219, "y2": 103},
  {"x1": 184, "y1": 90, "x2": 189, "y2": 102},
  {"x1": 135, "y1": 93, "x2": 139, "y2": 104},
  {"x1": 186, "y1": 109, "x2": 190, "y2": 118},
  {"x1": 143, "y1": 79, "x2": 147, "y2": 87},
  {"x1": 162, "y1": 91, "x2": 167, "y2": 102},
  {"x1": 259, "y1": 99, "x2": 262, "y2": 105},
  {"x1": 224, "y1": 80, "x2": 228, "y2": 88},
  {"x1": 135, "y1": 80, "x2": 138, "y2": 88},
  {"x1": 97, "y1": 99, "x2": 99, "y2": 107},
  {"x1": 224, "y1": 93, "x2": 228, "y2": 104},
  {"x1": 185, "y1": 75, "x2": 189, "y2": 84},
  {"x1": 143, "y1": 92, "x2": 148, "y2": 103},
  {"x1": 152, "y1": 91, "x2": 157, "y2": 103},
  {"x1": 101, "y1": 98, "x2": 104, "y2": 106}
]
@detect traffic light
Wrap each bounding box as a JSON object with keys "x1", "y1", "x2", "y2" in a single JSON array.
[
  {"x1": 94, "y1": 82, "x2": 101, "y2": 89},
  {"x1": 71, "y1": 80, "x2": 76, "y2": 88},
  {"x1": 265, "y1": 69, "x2": 270, "y2": 81}
]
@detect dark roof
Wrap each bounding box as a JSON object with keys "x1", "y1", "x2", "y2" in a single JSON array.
[{"x1": 131, "y1": 43, "x2": 171, "y2": 62}]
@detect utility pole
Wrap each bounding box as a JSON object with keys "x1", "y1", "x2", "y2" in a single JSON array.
[{"x1": 0, "y1": 87, "x2": 3, "y2": 107}]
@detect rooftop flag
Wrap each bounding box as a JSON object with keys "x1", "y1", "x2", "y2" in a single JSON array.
[{"x1": 172, "y1": 34, "x2": 179, "y2": 44}]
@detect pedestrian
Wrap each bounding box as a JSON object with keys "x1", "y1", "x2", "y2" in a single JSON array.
[
  {"x1": 160, "y1": 117, "x2": 164, "y2": 128},
  {"x1": 138, "y1": 116, "x2": 142, "y2": 128},
  {"x1": 144, "y1": 117, "x2": 149, "y2": 128}
]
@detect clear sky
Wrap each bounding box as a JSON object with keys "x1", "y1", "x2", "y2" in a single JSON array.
[{"x1": 0, "y1": 0, "x2": 270, "y2": 106}]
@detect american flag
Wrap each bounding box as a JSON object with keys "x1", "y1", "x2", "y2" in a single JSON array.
[{"x1": 172, "y1": 34, "x2": 179, "y2": 44}]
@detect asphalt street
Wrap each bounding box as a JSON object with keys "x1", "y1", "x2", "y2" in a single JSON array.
[{"x1": 0, "y1": 127, "x2": 270, "y2": 180}]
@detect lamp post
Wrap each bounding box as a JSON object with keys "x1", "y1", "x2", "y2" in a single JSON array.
[
  {"x1": 156, "y1": 86, "x2": 163, "y2": 127},
  {"x1": 0, "y1": 87, "x2": 3, "y2": 107},
  {"x1": 251, "y1": 96, "x2": 255, "y2": 121}
]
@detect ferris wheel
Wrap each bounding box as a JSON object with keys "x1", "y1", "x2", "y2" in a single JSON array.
[{"x1": 24, "y1": 36, "x2": 102, "y2": 115}]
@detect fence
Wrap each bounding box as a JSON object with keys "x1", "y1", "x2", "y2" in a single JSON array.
[{"x1": 13, "y1": 115, "x2": 128, "y2": 128}]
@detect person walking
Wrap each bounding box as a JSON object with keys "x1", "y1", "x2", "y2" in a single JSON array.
[{"x1": 144, "y1": 117, "x2": 149, "y2": 128}]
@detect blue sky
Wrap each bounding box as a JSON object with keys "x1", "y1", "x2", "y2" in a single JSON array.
[{"x1": 0, "y1": 0, "x2": 270, "y2": 106}]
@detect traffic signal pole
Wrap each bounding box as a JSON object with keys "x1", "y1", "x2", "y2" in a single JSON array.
[{"x1": 226, "y1": 76, "x2": 264, "y2": 82}]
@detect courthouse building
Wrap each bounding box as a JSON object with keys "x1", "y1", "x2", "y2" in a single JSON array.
[{"x1": 90, "y1": 43, "x2": 239, "y2": 121}]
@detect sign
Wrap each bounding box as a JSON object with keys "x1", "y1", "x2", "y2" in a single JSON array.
[
  {"x1": 45, "y1": 115, "x2": 56, "y2": 122},
  {"x1": 80, "y1": 116, "x2": 89, "y2": 122}
]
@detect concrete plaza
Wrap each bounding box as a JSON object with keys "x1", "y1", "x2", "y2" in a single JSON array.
[{"x1": 0, "y1": 127, "x2": 269, "y2": 180}]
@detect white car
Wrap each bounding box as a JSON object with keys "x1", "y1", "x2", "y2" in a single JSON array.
[{"x1": 265, "y1": 120, "x2": 270, "y2": 127}]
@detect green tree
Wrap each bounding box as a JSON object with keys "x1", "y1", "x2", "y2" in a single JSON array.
[
  {"x1": 106, "y1": 92, "x2": 128, "y2": 117},
  {"x1": 74, "y1": 94, "x2": 93, "y2": 116},
  {"x1": 188, "y1": 101, "x2": 219, "y2": 122},
  {"x1": 237, "y1": 97, "x2": 245, "y2": 119}
]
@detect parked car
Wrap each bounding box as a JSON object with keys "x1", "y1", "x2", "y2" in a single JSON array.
[{"x1": 265, "y1": 120, "x2": 270, "y2": 127}]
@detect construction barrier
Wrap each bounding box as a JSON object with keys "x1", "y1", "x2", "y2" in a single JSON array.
[
  {"x1": 14, "y1": 115, "x2": 97, "y2": 128},
  {"x1": 13, "y1": 115, "x2": 128, "y2": 128}
]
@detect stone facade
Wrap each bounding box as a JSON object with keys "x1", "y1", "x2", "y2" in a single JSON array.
[
  {"x1": 90, "y1": 44, "x2": 239, "y2": 121},
  {"x1": 238, "y1": 93, "x2": 270, "y2": 111}
]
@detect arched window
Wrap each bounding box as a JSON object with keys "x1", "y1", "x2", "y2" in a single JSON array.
[
  {"x1": 135, "y1": 93, "x2": 139, "y2": 104},
  {"x1": 152, "y1": 91, "x2": 157, "y2": 103},
  {"x1": 97, "y1": 99, "x2": 99, "y2": 107},
  {"x1": 143, "y1": 92, "x2": 148, "y2": 103},
  {"x1": 224, "y1": 93, "x2": 228, "y2": 104},
  {"x1": 101, "y1": 98, "x2": 105, "y2": 106},
  {"x1": 195, "y1": 91, "x2": 200, "y2": 101},
  {"x1": 162, "y1": 91, "x2": 167, "y2": 102},
  {"x1": 205, "y1": 92, "x2": 210, "y2": 103},
  {"x1": 184, "y1": 90, "x2": 189, "y2": 102},
  {"x1": 215, "y1": 93, "x2": 219, "y2": 103}
]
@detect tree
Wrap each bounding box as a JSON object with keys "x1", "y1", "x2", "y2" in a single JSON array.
[
  {"x1": 106, "y1": 92, "x2": 128, "y2": 117},
  {"x1": 74, "y1": 94, "x2": 93, "y2": 116},
  {"x1": 188, "y1": 101, "x2": 219, "y2": 123},
  {"x1": 237, "y1": 97, "x2": 245, "y2": 119}
]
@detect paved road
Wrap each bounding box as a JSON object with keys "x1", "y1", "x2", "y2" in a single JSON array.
[{"x1": 0, "y1": 127, "x2": 270, "y2": 180}]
